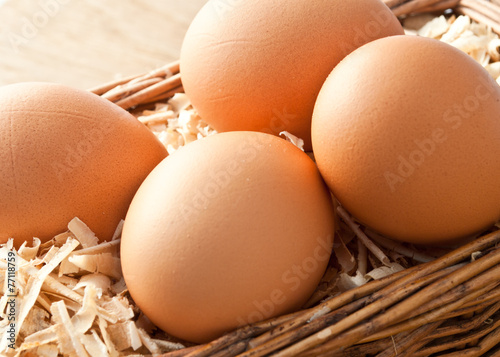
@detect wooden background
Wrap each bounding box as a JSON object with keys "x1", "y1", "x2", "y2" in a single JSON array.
[{"x1": 0, "y1": 0, "x2": 208, "y2": 90}]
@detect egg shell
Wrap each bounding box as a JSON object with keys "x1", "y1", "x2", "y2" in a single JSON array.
[
  {"x1": 120, "y1": 131, "x2": 335, "y2": 343},
  {"x1": 312, "y1": 35, "x2": 500, "y2": 245},
  {"x1": 180, "y1": 0, "x2": 404, "y2": 150},
  {"x1": 0, "y1": 82, "x2": 167, "y2": 246}
]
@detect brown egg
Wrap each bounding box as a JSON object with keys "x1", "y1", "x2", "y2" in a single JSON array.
[
  {"x1": 120, "y1": 131, "x2": 335, "y2": 343},
  {"x1": 312, "y1": 35, "x2": 500, "y2": 245},
  {"x1": 180, "y1": 0, "x2": 403, "y2": 150},
  {"x1": 0, "y1": 82, "x2": 167, "y2": 246}
]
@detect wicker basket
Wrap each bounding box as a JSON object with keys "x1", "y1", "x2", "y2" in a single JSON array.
[{"x1": 89, "y1": 1, "x2": 500, "y2": 356}]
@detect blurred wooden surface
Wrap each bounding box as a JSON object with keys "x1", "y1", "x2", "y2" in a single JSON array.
[{"x1": 0, "y1": 0, "x2": 207, "y2": 89}]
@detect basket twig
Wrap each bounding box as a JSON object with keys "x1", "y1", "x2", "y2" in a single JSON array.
[
  {"x1": 417, "y1": 313, "x2": 500, "y2": 356},
  {"x1": 413, "y1": 0, "x2": 460, "y2": 14},
  {"x1": 101, "y1": 77, "x2": 163, "y2": 102},
  {"x1": 114, "y1": 73, "x2": 182, "y2": 109},
  {"x1": 278, "y1": 239, "x2": 500, "y2": 356},
  {"x1": 162, "y1": 230, "x2": 500, "y2": 357},
  {"x1": 390, "y1": 0, "x2": 451, "y2": 16},
  {"x1": 460, "y1": 0, "x2": 500, "y2": 19},
  {"x1": 384, "y1": 0, "x2": 500, "y2": 35},
  {"x1": 88, "y1": 73, "x2": 143, "y2": 96},
  {"x1": 89, "y1": 60, "x2": 182, "y2": 111},
  {"x1": 457, "y1": 6, "x2": 500, "y2": 34}
]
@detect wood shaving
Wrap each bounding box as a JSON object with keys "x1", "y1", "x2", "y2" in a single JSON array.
[
  {"x1": 51, "y1": 300, "x2": 89, "y2": 356},
  {"x1": 68, "y1": 218, "x2": 99, "y2": 249},
  {"x1": 279, "y1": 131, "x2": 305, "y2": 151},
  {"x1": 17, "y1": 239, "x2": 41, "y2": 262},
  {"x1": 136, "y1": 93, "x2": 216, "y2": 155},
  {"x1": 106, "y1": 321, "x2": 142, "y2": 352},
  {"x1": 332, "y1": 234, "x2": 357, "y2": 274},
  {"x1": 68, "y1": 253, "x2": 122, "y2": 280},
  {"x1": 365, "y1": 262, "x2": 406, "y2": 280},
  {"x1": 416, "y1": 15, "x2": 450, "y2": 38},
  {"x1": 337, "y1": 271, "x2": 368, "y2": 291},
  {"x1": 0, "y1": 219, "x2": 185, "y2": 356},
  {"x1": 74, "y1": 274, "x2": 112, "y2": 295},
  {"x1": 406, "y1": 14, "x2": 500, "y2": 83}
]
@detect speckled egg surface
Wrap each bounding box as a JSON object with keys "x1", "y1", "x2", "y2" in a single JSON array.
[
  {"x1": 180, "y1": 0, "x2": 404, "y2": 150},
  {"x1": 312, "y1": 35, "x2": 500, "y2": 245},
  {"x1": 121, "y1": 131, "x2": 335, "y2": 343},
  {"x1": 0, "y1": 82, "x2": 167, "y2": 245}
]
